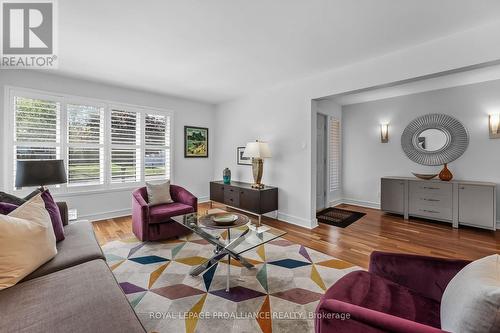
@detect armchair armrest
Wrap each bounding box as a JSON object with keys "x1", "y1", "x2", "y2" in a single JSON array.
[
  {"x1": 132, "y1": 190, "x2": 150, "y2": 241},
  {"x1": 369, "y1": 251, "x2": 470, "y2": 302},
  {"x1": 170, "y1": 185, "x2": 197, "y2": 212},
  {"x1": 133, "y1": 190, "x2": 148, "y2": 208},
  {"x1": 317, "y1": 299, "x2": 448, "y2": 333},
  {"x1": 56, "y1": 201, "x2": 68, "y2": 226}
]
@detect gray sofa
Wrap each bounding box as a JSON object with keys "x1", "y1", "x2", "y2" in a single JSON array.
[{"x1": 0, "y1": 204, "x2": 145, "y2": 333}]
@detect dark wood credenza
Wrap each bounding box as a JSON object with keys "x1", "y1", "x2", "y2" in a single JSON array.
[{"x1": 209, "y1": 181, "x2": 278, "y2": 224}]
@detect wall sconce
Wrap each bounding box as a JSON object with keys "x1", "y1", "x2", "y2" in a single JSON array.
[
  {"x1": 489, "y1": 113, "x2": 500, "y2": 139},
  {"x1": 380, "y1": 123, "x2": 389, "y2": 143}
]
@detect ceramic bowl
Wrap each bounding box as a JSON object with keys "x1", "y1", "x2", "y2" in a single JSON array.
[
  {"x1": 211, "y1": 213, "x2": 238, "y2": 225},
  {"x1": 412, "y1": 173, "x2": 438, "y2": 180}
]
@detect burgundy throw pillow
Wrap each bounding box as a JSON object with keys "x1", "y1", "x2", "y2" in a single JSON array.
[
  {"x1": 41, "y1": 190, "x2": 65, "y2": 242},
  {"x1": 0, "y1": 202, "x2": 18, "y2": 215}
]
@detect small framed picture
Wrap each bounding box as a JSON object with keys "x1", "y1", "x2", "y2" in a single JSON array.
[
  {"x1": 184, "y1": 126, "x2": 208, "y2": 158},
  {"x1": 237, "y1": 147, "x2": 251, "y2": 165}
]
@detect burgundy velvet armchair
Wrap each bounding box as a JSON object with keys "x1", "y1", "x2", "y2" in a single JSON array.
[
  {"x1": 132, "y1": 185, "x2": 197, "y2": 241},
  {"x1": 315, "y1": 251, "x2": 471, "y2": 333}
]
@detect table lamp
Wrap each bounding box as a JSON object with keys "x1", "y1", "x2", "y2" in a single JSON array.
[
  {"x1": 15, "y1": 160, "x2": 67, "y2": 190},
  {"x1": 243, "y1": 140, "x2": 272, "y2": 189}
]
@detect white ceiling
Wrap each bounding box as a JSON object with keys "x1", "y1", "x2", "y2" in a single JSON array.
[{"x1": 57, "y1": 0, "x2": 500, "y2": 103}]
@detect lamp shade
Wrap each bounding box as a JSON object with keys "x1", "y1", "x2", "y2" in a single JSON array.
[
  {"x1": 15, "y1": 160, "x2": 67, "y2": 188},
  {"x1": 243, "y1": 141, "x2": 272, "y2": 158}
]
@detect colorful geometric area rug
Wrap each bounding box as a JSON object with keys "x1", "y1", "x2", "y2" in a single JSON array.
[{"x1": 102, "y1": 230, "x2": 360, "y2": 333}]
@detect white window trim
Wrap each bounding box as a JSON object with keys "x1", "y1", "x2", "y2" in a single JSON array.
[{"x1": 3, "y1": 85, "x2": 175, "y2": 197}]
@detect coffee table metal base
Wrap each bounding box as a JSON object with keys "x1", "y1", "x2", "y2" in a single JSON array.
[{"x1": 189, "y1": 228, "x2": 255, "y2": 291}]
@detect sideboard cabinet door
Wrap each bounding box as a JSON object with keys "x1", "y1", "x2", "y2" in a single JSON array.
[
  {"x1": 458, "y1": 185, "x2": 495, "y2": 230},
  {"x1": 210, "y1": 182, "x2": 224, "y2": 203},
  {"x1": 239, "y1": 189, "x2": 260, "y2": 213},
  {"x1": 381, "y1": 179, "x2": 405, "y2": 214}
]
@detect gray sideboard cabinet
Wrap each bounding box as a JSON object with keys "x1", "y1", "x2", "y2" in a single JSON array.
[{"x1": 381, "y1": 177, "x2": 497, "y2": 230}]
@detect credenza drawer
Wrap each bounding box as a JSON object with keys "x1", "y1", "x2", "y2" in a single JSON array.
[
  {"x1": 409, "y1": 205, "x2": 452, "y2": 221},
  {"x1": 409, "y1": 193, "x2": 452, "y2": 208},
  {"x1": 223, "y1": 186, "x2": 240, "y2": 206},
  {"x1": 409, "y1": 181, "x2": 453, "y2": 221},
  {"x1": 409, "y1": 181, "x2": 452, "y2": 197}
]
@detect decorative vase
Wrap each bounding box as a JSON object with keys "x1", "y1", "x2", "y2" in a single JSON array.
[
  {"x1": 223, "y1": 168, "x2": 231, "y2": 184},
  {"x1": 439, "y1": 163, "x2": 453, "y2": 181}
]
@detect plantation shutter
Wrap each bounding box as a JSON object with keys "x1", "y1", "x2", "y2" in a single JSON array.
[
  {"x1": 144, "y1": 114, "x2": 170, "y2": 180},
  {"x1": 110, "y1": 109, "x2": 141, "y2": 183},
  {"x1": 329, "y1": 118, "x2": 341, "y2": 191},
  {"x1": 13, "y1": 96, "x2": 61, "y2": 185},
  {"x1": 67, "y1": 104, "x2": 104, "y2": 186},
  {"x1": 10, "y1": 89, "x2": 174, "y2": 191}
]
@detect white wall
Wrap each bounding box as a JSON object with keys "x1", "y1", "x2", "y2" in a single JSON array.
[
  {"x1": 342, "y1": 79, "x2": 500, "y2": 220},
  {"x1": 0, "y1": 71, "x2": 215, "y2": 220},
  {"x1": 214, "y1": 88, "x2": 311, "y2": 226},
  {"x1": 213, "y1": 20, "x2": 500, "y2": 228}
]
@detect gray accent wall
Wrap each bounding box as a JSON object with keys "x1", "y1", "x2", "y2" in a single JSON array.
[{"x1": 342, "y1": 79, "x2": 500, "y2": 221}]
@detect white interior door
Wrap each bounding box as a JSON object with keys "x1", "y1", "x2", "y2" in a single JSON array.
[{"x1": 316, "y1": 114, "x2": 327, "y2": 210}]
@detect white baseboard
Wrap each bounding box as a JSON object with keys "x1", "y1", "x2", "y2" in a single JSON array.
[
  {"x1": 81, "y1": 208, "x2": 131, "y2": 222},
  {"x1": 198, "y1": 196, "x2": 209, "y2": 203},
  {"x1": 277, "y1": 211, "x2": 316, "y2": 229},
  {"x1": 328, "y1": 199, "x2": 344, "y2": 207},
  {"x1": 340, "y1": 198, "x2": 381, "y2": 210}
]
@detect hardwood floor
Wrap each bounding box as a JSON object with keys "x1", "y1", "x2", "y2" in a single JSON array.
[{"x1": 92, "y1": 202, "x2": 500, "y2": 269}]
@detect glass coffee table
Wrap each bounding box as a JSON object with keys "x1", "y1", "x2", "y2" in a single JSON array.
[{"x1": 171, "y1": 212, "x2": 286, "y2": 291}]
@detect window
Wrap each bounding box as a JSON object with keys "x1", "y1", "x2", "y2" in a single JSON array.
[
  {"x1": 67, "y1": 104, "x2": 104, "y2": 186},
  {"x1": 110, "y1": 109, "x2": 141, "y2": 183},
  {"x1": 145, "y1": 114, "x2": 170, "y2": 180},
  {"x1": 329, "y1": 117, "x2": 341, "y2": 191},
  {"x1": 13, "y1": 96, "x2": 61, "y2": 185},
  {"x1": 7, "y1": 88, "x2": 173, "y2": 192}
]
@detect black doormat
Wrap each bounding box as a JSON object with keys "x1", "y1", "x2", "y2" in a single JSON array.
[{"x1": 316, "y1": 207, "x2": 366, "y2": 228}]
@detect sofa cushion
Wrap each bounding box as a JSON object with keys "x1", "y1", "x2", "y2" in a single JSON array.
[
  {"x1": 441, "y1": 254, "x2": 500, "y2": 333},
  {"x1": 149, "y1": 202, "x2": 194, "y2": 224},
  {"x1": 0, "y1": 194, "x2": 57, "y2": 290},
  {"x1": 41, "y1": 190, "x2": 65, "y2": 242},
  {"x1": 23, "y1": 221, "x2": 104, "y2": 281},
  {"x1": 0, "y1": 260, "x2": 145, "y2": 333},
  {"x1": 323, "y1": 270, "x2": 441, "y2": 328}
]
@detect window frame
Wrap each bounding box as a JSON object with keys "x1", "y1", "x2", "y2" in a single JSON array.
[{"x1": 3, "y1": 86, "x2": 174, "y2": 196}]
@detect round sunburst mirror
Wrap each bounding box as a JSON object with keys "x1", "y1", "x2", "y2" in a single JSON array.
[{"x1": 401, "y1": 114, "x2": 469, "y2": 166}]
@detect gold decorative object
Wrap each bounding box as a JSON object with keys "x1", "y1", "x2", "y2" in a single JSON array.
[
  {"x1": 243, "y1": 140, "x2": 272, "y2": 189},
  {"x1": 252, "y1": 158, "x2": 264, "y2": 188}
]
